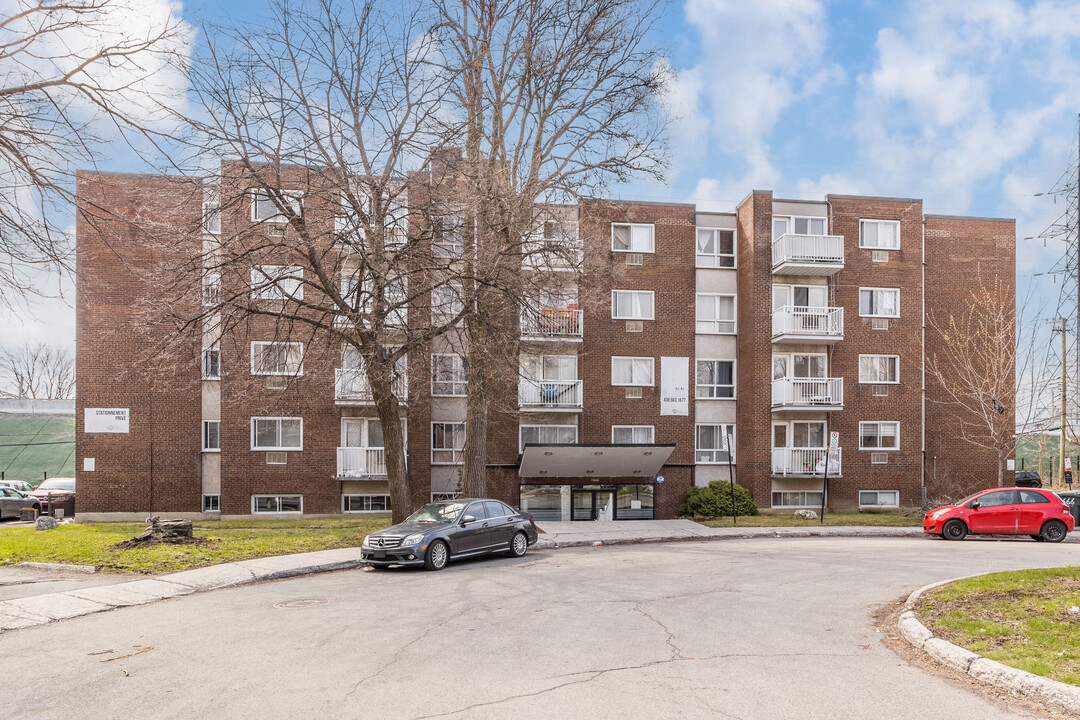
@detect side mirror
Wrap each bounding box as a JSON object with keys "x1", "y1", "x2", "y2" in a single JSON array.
[
  {"x1": 970, "y1": 502, "x2": 981, "y2": 510},
  {"x1": 461, "y1": 515, "x2": 476, "y2": 525}
]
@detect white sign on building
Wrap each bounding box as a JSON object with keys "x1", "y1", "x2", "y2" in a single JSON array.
[
  {"x1": 660, "y1": 357, "x2": 689, "y2": 416},
  {"x1": 84, "y1": 408, "x2": 130, "y2": 434}
]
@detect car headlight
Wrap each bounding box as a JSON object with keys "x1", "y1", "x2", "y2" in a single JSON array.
[
  {"x1": 930, "y1": 509, "x2": 950, "y2": 520},
  {"x1": 402, "y1": 533, "x2": 425, "y2": 546},
  {"x1": 362, "y1": 535, "x2": 372, "y2": 547}
]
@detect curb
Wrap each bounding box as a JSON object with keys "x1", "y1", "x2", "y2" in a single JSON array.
[
  {"x1": 0, "y1": 548, "x2": 365, "y2": 635},
  {"x1": 534, "y1": 526, "x2": 922, "y2": 549},
  {"x1": 19, "y1": 562, "x2": 99, "y2": 574},
  {"x1": 899, "y1": 574, "x2": 1080, "y2": 716}
]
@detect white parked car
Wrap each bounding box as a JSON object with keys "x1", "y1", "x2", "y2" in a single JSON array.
[{"x1": 0, "y1": 480, "x2": 34, "y2": 494}]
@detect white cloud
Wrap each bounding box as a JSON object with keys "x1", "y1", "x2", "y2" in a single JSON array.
[{"x1": 671, "y1": 0, "x2": 839, "y2": 187}]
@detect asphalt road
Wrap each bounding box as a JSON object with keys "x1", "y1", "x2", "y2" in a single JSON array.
[{"x1": 5, "y1": 536, "x2": 1080, "y2": 720}]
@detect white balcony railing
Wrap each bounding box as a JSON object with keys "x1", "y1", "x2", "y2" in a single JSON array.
[
  {"x1": 771, "y1": 377, "x2": 844, "y2": 409},
  {"x1": 335, "y1": 368, "x2": 408, "y2": 404},
  {"x1": 522, "y1": 240, "x2": 583, "y2": 271},
  {"x1": 337, "y1": 447, "x2": 387, "y2": 477},
  {"x1": 772, "y1": 447, "x2": 842, "y2": 477},
  {"x1": 521, "y1": 308, "x2": 583, "y2": 339},
  {"x1": 518, "y1": 378, "x2": 583, "y2": 410},
  {"x1": 772, "y1": 233, "x2": 844, "y2": 270},
  {"x1": 771, "y1": 306, "x2": 844, "y2": 341}
]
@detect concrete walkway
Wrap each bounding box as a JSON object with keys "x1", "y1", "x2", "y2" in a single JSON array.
[
  {"x1": 0, "y1": 520, "x2": 944, "y2": 634},
  {"x1": 533, "y1": 518, "x2": 923, "y2": 547}
]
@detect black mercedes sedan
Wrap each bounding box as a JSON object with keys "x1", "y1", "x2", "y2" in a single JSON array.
[{"x1": 361, "y1": 498, "x2": 539, "y2": 570}]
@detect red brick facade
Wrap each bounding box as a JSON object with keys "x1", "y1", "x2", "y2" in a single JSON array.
[{"x1": 75, "y1": 169, "x2": 1016, "y2": 518}]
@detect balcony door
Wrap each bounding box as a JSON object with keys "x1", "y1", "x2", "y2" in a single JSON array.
[
  {"x1": 342, "y1": 418, "x2": 383, "y2": 449},
  {"x1": 773, "y1": 285, "x2": 827, "y2": 311},
  {"x1": 773, "y1": 353, "x2": 827, "y2": 379},
  {"x1": 521, "y1": 354, "x2": 577, "y2": 382}
]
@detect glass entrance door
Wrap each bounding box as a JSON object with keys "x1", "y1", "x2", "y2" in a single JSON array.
[{"x1": 572, "y1": 489, "x2": 616, "y2": 521}]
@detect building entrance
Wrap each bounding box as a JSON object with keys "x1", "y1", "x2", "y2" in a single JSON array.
[{"x1": 572, "y1": 488, "x2": 615, "y2": 521}]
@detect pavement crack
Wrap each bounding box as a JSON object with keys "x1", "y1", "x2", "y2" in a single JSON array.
[
  {"x1": 634, "y1": 602, "x2": 684, "y2": 660},
  {"x1": 405, "y1": 673, "x2": 604, "y2": 720},
  {"x1": 343, "y1": 607, "x2": 471, "y2": 701}
]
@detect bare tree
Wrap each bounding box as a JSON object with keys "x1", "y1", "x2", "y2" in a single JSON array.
[
  {"x1": 0, "y1": 0, "x2": 190, "y2": 306},
  {"x1": 429, "y1": 0, "x2": 670, "y2": 495},
  {"x1": 154, "y1": 0, "x2": 462, "y2": 521},
  {"x1": 926, "y1": 281, "x2": 1048, "y2": 488},
  {"x1": 0, "y1": 342, "x2": 75, "y2": 399}
]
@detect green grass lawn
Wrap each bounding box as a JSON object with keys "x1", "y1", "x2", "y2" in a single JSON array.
[
  {"x1": 0, "y1": 518, "x2": 391, "y2": 574},
  {"x1": 695, "y1": 512, "x2": 921, "y2": 528},
  {"x1": 917, "y1": 568, "x2": 1080, "y2": 686},
  {"x1": 0, "y1": 415, "x2": 75, "y2": 483}
]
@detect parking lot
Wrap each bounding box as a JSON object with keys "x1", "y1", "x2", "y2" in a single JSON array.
[{"x1": 3, "y1": 535, "x2": 1079, "y2": 719}]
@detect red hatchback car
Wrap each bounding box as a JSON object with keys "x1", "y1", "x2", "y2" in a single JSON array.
[{"x1": 924, "y1": 487, "x2": 1074, "y2": 542}]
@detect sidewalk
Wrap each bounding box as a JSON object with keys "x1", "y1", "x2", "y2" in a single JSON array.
[
  {"x1": 534, "y1": 519, "x2": 923, "y2": 548},
  {"x1": 0, "y1": 521, "x2": 925, "y2": 634}
]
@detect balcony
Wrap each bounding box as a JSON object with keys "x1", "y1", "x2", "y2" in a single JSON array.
[
  {"x1": 522, "y1": 238, "x2": 583, "y2": 272},
  {"x1": 337, "y1": 447, "x2": 387, "y2": 477},
  {"x1": 772, "y1": 306, "x2": 844, "y2": 344},
  {"x1": 771, "y1": 377, "x2": 844, "y2": 411},
  {"x1": 519, "y1": 378, "x2": 583, "y2": 411},
  {"x1": 771, "y1": 447, "x2": 842, "y2": 477},
  {"x1": 772, "y1": 233, "x2": 844, "y2": 276},
  {"x1": 335, "y1": 368, "x2": 408, "y2": 405},
  {"x1": 521, "y1": 308, "x2": 583, "y2": 341}
]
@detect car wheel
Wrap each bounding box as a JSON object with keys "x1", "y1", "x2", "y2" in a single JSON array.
[
  {"x1": 942, "y1": 519, "x2": 967, "y2": 541},
  {"x1": 508, "y1": 531, "x2": 528, "y2": 558},
  {"x1": 1030, "y1": 534, "x2": 1046, "y2": 542},
  {"x1": 1041, "y1": 520, "x2": 1068, "y2": 544},
  {"x1": 424, "y1": 540, "x2": 449, "y2": 571}
]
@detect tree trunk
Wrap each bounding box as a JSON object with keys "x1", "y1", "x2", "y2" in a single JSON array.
[
  {"x1": 370, "y1": 362, "x2": 412, "y2": 523},
  {"x1": 461, "y1": 311, "x2": 489, "y2": 498},
  {"x1": 997, "y1": 453, "x2": 1005, "y2": 488}
]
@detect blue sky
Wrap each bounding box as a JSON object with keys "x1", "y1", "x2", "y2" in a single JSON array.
[{"x1": 4, "y1": 0, "x2": 1079, "y2": 347}]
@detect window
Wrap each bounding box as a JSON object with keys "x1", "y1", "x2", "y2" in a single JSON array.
[
  {"x1": 859, "y1": 490, "x2": 899, "y2": 507},
  {"x1": 859, "y1": 355, "x2": 899, "y2": 384},
  {"x1": 773, "y1": 216, "x2": 826, "y2": 239},
  {"x1": 1019, "y1": 490, "x2": 1050, "y2": 504},
  {"x1": 202, "y1": 349, "x2": 221, "y2": 380},
  {"x1": 202, "y1": 421, "x2": 220, "y2": 452},
  {"x1": 772, "y1": 284, "x2": 827, "y2": 310},
  {"x1": 202, "y1": 494, "x2": 220, "y2": 512},
  {"x1": 202, "y1": 273, "x2": 221, "y2": 306},
  {"x1": 696, "y1": 228, "x2": 735, "y2": 268},
  {"x1": 433, "y1": 216, "x2": 464, "y2": 257},
  {"x1": 251, "y1": 342, "x2": 304, "y2": 376},
  {"x1": 611, "y1": 290, "x2": 654, "y2": 320},
  {"x1": 611, "y1": 223, "x2": 654, "y2": 253},
  {"x1": 696, "y1": 360, "x2": 734, "y2": 398},
  {"x1": 251, "y1": 189, "x2": 302, "y2": 222},
  {"x1": 432, "y1": 282, "x2": 464, "y2": 323},
  {"x1": 431, "y1": 354, "x2": 467, "y2": 396},
  {"x1": 696, "y1": 294, "x2": 735, "y2": 333},
  {"x1": 251, "y1": 417, "x2": 303, "y2": 451},
  {"x1": 251, "y1": 265, "x2": 304, "y2": 301},
  {"x1": 432, "y1": 422, "x2": 465, "y2": 464},
  {"x1": 772, "y1": 491, "x2": 823, "y2": 507},
  {"x1": 859, "y1": 288, "x2": 899, "y2": 318},
  {"x1": 519, "y1": 425, "x2": 577, "y2": 452},
  {"x1": 860, "y1": 220, "x2": 900, "y2": 250},
  {"x1": 431, "y1": 492, "x2": 460, "y2": 502},
  {"x1": 521, "y1": 354, "x2": 577, "y2": 381},
  {"x1": 613, "y1": 425, "x2": 654, "y2": 444},
  {"x1": 859, "y1": 421, "x2": 899, "y2": 450},
  {"x1": 252, "y1": 495, "x2": 302, "y2": 513},
  {"x1": 611, "y1": 356, "x2": 654, "y2": 386},
  {"x1": 343, "y1": 495, "x2": 391, "y2": 512},
  {"x1": 696, "y1": 424, "x2": 734, "y2": 463},
  {"x1": 203, "y1": 202, "x2": 220, "y2": 235},
  {"x1": 970, "y1": 490, "x2": 1015, "y2": 508}
]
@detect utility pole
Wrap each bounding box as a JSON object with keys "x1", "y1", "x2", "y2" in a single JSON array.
[{"x1": 1050, "y1": 317, "x2": 1068, "y2": 489}]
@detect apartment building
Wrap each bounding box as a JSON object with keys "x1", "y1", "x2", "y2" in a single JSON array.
[{"x1": 75, "y1": 169, "x2": 1015, "y2": 520}]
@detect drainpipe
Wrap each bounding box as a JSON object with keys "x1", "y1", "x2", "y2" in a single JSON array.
[{"x1": 921, "y1": 217, "x2": 927, "y2": 507}]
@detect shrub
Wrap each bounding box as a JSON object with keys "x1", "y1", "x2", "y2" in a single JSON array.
[{"x1": 680, "y1": 481, "x2": 758, "y2": 517}]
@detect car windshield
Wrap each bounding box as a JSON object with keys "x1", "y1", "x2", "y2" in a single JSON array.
[
  {"x1": 37, "y1": 478, "x2": 75, "y2": 491},
  {"x1": 405, "y1": 502, "x2": 466, "y2": 524}
]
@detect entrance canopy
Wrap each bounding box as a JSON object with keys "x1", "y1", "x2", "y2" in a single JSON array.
[{"x1": 518, "y1": 444, "x2": 675, "y2": 479}]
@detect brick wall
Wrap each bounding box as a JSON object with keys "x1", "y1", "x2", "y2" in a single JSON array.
[
  {"x1": 76, "y1": 172, "x2": 203, "y2": 513},
  {"x1": 924, "y1": 215, "x2": 1016, "y2": 498}
]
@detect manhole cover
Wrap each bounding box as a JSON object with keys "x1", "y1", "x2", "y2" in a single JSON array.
[{"x1": 274, "y1": 598, "x2": 329, "y2": 609}]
